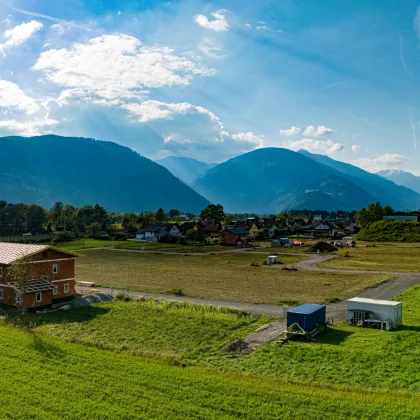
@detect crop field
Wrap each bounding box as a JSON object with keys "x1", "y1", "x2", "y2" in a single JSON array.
[
  {"x1": 76, "y1": 250, "x2": 391, "y2": 304},
  {"x1": 320, "y1": 246, "x2": 420, "y2": 272}
]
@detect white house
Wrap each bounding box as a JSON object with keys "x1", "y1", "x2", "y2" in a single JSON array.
[{"x1": 136, "y1": 224, "x2": 182, "y2": 242}]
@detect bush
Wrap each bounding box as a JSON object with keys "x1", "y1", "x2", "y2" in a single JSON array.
[
  {"x1": 115, "y1": 292, "x2": 131, "y2": 302},
  {"x1": 281, "y1": 267, "x2": 298, "y2": 271},
  {"x1": 311, "y1": 241, "x2": 337, "y2": 253},
  {"x1": 250, "y1": 261, "x2": 260, "y2": 267},
  {"x1": 159, "y1": 235, "x2": 181, "y2": 244},
  {"x1": 165, "y1": 288, "x2": 185, "y2": 296},
  {"x1": 52, "y1": 231, "x2": 74, "y2": 243}
]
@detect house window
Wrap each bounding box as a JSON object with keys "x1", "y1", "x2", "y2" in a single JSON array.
[
  {"x1": 52, "y1": 264, "x2": 58, "y2": 274},
  {"x1": 15, "y1": 294, "x2": 21, "y2": 305},
  {"x1": 36, "y1": 292, "x2": 42, "y2": 303},
  {"x1": 64, "y1": 284, "x2": 70, "y2": 294},
  {"x1": 53, "y1": 286, "x2": 58, "y2": 296},
  {"x1": 0, "y1": 288, "x2": 3, "y2": 300}
]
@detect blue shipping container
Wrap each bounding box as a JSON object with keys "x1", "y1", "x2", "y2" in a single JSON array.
[{"x1": 287, "y1": 304, "x2": 326, "y2": 333}]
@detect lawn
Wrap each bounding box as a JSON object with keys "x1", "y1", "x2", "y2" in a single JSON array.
[
  {"x1": 1, "y1": 324, "x2": 418, "y2": 419},
  {"x1": 76, "y1": 250, "x2": 391, "y2": 304},
  {"x1": 319, "y1": 246, "x2": 420, "y2": 272}
]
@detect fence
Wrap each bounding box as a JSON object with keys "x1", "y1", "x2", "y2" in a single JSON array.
[{"x1": 0, "y1": 233, "x2": 52, "y2": 243}]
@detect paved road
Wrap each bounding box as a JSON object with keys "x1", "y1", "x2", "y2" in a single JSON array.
[
  {"x1": 76, "y1": 247, "x2": 420, "y2": 321},
  {"x1": 76, "y1": 285, "x2": 288, "y2": 316}
]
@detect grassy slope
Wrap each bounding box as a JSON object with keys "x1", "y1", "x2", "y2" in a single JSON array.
[
  {"x1": 358, "y1": 220, "x2": 420, "y2": 242},
  {"x1": 33, "y1": 300, "x2": 268, "y2": 361},
  {"x1": 76, "y1": 250, "x2": 390, "y2": 304},
  {"x1": 320, "y1": 246, "x2": 420, "y2": 272},
  {"x1": 1, "y1": 323, "x2": 418, "y2": 419},
  {"x1": 3, "y1": 296, "x2": 420, "y2": 418},
  {"x1": 216, "y1": 285, "x2": 420, "y2": 391}
]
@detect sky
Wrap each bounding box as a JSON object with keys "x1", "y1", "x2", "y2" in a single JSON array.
[{"x1": 1, "y1": 0, "x2": 420, "y2": 175}]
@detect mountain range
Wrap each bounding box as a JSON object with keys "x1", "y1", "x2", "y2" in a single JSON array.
[
  {"x1": 377, "y1": 169, "x2": 420, "y2": 195},
  {"x1": 191, "y1": 148, "x2": 420, "y2": 212},
  {"x1": 156, "y1": 156, "x2": 216, "y2": 186},
  {"x1": 0, "y1": 135, "x2": 208, "y2": 212},
  {"x1": 2, "y1": 135, "x2": 419, "y2": 214}
]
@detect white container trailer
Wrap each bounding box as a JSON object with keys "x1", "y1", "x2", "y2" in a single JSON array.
[{"x1": 347, "y1": 297, "x2": 402, "y2": 330}]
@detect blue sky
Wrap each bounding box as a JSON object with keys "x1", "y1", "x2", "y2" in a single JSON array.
[{"x1": 1, "y1": 0, "x2": 420, "y2": 174}]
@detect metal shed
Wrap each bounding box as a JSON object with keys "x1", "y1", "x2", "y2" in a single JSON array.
[
  {"x1": 287, "y1": 304, "x2": 327, "y2": 337},
  {"x1": 347, "y1": 297, "x2": 402, "y2": 330}
]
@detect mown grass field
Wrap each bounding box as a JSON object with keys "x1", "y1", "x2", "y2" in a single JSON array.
[
  {"x1": 320, "y1": 246, "x2": 420, "y2": 272},
  {"x1": 76, "y1": 250, "x2": 391, "y2": 304},
  {"x1": 49, "y1": 238, "x2": 228, "y2": 253}
]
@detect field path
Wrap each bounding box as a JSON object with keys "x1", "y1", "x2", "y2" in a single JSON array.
[{"x1": 76, "y1": 247, "x2": 420, "y2": 321}]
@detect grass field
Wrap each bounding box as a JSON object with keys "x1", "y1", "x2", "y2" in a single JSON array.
[
  {"x1": 3, "y1": 286, "x2": 420, "y2": 418},
  {"x1": 320, "y1": 246, "x2": 420, "y2": 272},
  {"x1": 50, "y1": 238, "x2": 229, "y2": 253},
  {"x1": 76, "y1": 250, "x2": 391, "y2": 304},
  {"x1": 32, "y1": 300, "x2": 268, "y2": 361},
  {"x1": 2, "y1": 323, "x2": 419, "y2": 419}
]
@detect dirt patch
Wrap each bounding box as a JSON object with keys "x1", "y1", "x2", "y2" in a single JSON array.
[
  {"x1": 220, "y1": 321, "x2": 286, "y2": 354},
  {"x1": 311, "y1": 241, "x2": 337, "y2": 253}
]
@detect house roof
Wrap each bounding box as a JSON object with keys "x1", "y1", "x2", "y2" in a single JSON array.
[
  {"x1": 137, "y1": 223, "x2": 179, "y2": 234},
  {"x1": 347, "y1": 297, "x2": 401, "y2": 307},
  {"x1": 222, "y1": 227, "x2": 249, "y2": 235},
  {"x1": 8, "y1": 278, "x2": 54, "y2": 293},
  {"x1": 0, "y1": 242, "x2": 79, "y2": 265}
]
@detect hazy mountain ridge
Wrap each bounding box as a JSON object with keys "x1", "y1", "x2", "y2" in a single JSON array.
[
  {"x1": 156, "y1": 156, "x2": 216, "y2": 185},
  {"x1": 192, "y1": 148, "x2": 379, "y2": 212},
  {"x1": 377, "y1": 169, "x2": 420, "y2": 195},
  {"x1": 0, "y1": 135, "x2": 209, "y2": 212}
]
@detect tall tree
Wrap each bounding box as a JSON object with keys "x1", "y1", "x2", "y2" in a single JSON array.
[
  {"x1": 168, "y1": 209, "x2": 180, "y2": 219},
  {"x1": 50, "y1": 202, "x2": 64, "y2": 229},
  {"x1": 155, "y1": 208, "x2": 166, "y2": 222},
  {"x1": 199, "y1": 204, "x2": 225, "y2": 222},
  {"x1": 25, "y1": 205, "x2": 47, "y2": 232}
]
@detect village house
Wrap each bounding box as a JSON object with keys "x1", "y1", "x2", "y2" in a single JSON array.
[
  {"x1": 135, "y1": 223, "x2": 182, "y2": 242},
  {"x1": 0, "y1": 242, "x2": 79, "y2": 310},
  {"x1": 311, "y1": 221, "x2": 339, "y2": 238},
  {"x1": 247, "y1": 222, "x2": 260, "y2": 239},
  {"x1": 201, "y1": 220, "x2": 222, "y2": 238},
  {"x1": 219, "y1": 227, "x2": 249, "y2": 246}
]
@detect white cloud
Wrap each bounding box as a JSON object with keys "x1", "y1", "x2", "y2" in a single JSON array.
[
  {"x1": 34, "y1": 34, "x2": 215, "y2": 101},
  {"x1": 303, "y1": 125, "x2": 333, "y2": 137},
  {"x1": 279, "y1": 126, "x2": 300, "y2": 136},
  {"x1": 122, "y1": 99, "x2": 261, "y2": 160},
  {"x1": 194, "y1": 11, "x2": 229, "y2": 32},
  {"x1": 282, "y1": 138, "x2": 344, "y2": 155},
  {"x1": 351, "y1": 145, "x2": 361, "y2": 152},
  {"x1": 245, "y1": 23, "x2": 252, "y2": 28},
  {"x1": 231, "y1": 132, "x2": 264, "y2": 147},
  {"x1": 0, "y1": 80, "x2": 40, "y2": 114},
  {"x1": 122, "y1": 100, "x2": 219, "y2": 123},
  {"x1": 352, "y1": 154, "x2": 409, "y2": 172},
  {"x1": 0, "y1": 118, "x2": 58, "y2": 136},
  {"x1": 0, "y1": 20, "x2": 43, "y2": 53},
  {"x1": 198, "y1": 37, "x2": 224, "y2": 59},
  {"x1": 256, "y1": 25, "x2": 269, "y2": 30}
]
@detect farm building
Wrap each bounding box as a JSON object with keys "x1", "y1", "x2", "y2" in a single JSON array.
[
  {"x1": 346, "y1": 297, "x2": 402, "y2": 330},
  {"x1": 219, "y1": 227, "x2": 249, "y2": 246},
  {"x1": 286, "y1": 304, "x2": 327, "y2": 338},
  {"x1": 0, "y1": 242, "x2": 79, "y2": 310}
]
